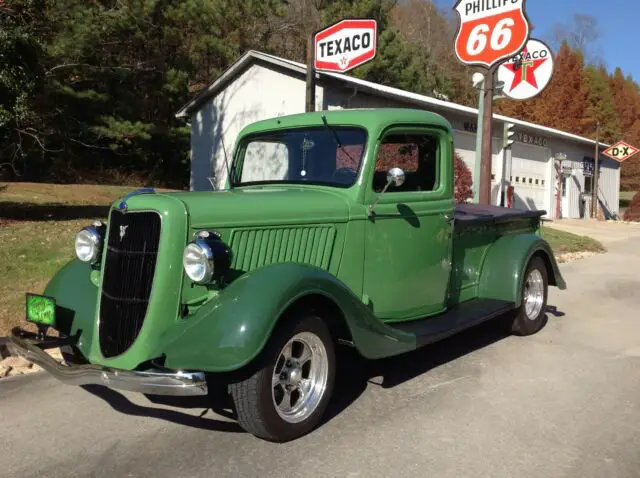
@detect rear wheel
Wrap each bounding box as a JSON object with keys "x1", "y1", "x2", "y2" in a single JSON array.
[
  {"x1": 510, "y1": 256, "x2": 549, "y2": 336},
  {"x1": 229, "y1": 314, "x2": 335, "y2": 442}
]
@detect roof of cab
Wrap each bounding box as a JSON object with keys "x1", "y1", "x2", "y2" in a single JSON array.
[{"x1": 236, "y1": 108, "x2": 453, "y2": 138}]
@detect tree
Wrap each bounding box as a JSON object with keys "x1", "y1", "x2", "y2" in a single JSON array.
[
  {"x1": 551, "y1": 14, "x2": 600, "y2": 63},
  {"x1": 454, "y1": 153, "x2": 472, "y2": 203},
  {"x1": 623, "y1": 191, "x2": 640, "y2": 222},
  {"x1": 582, "y1": 65, "x2": 621, "y2": 144}
]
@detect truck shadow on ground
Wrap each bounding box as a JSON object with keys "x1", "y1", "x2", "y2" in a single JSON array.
[
  {"x1": 0, "y1": 202, "x2": 111, "y2": 221},
  {"x1": 80, "y1": 306, "x2": 562, "y2": 436}
]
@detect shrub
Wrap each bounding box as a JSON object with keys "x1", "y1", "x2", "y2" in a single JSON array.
[
  {"x1": 454, "y1": 152, "x2": 473, "y2": 204},
  {"x1": 623, "y1": 191, "x2": 640, "y2": 221}
]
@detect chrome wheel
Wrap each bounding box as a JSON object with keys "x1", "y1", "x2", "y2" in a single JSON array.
[
  {"x1": 271, "y1": 331, "x2": 329, "y2": 424},
  {"x1": 524, "y1": 269, "x2": 544, "y2": 320}
]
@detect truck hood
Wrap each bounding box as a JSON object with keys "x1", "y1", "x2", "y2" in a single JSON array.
[{"x1": 163, "y1": 186, "x2": 351, "y2": 229}]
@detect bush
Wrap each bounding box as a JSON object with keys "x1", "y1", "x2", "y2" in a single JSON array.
[
  {"x1": 623, "y1": 191, "x2": 640, "y2": 221},
  {"x1": 454, "y1": 152, "x2": 473, "y2": 204}
]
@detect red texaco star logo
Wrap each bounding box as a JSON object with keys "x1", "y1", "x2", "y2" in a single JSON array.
[{"x1": 503, "y1": 48, "x2": 548, "y2": 92}]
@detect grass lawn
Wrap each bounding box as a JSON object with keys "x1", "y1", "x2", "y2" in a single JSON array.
[
  {"x1": 0, "y1": 183, "x2": 140, "y2": 336},
  {"x1": 540, "y1": 226, "x2": 606, "y2": 256}
]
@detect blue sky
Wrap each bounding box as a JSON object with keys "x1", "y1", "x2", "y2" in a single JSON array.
[{"x1": 438, "y1": 0, "x2": 639, "y2": 80}]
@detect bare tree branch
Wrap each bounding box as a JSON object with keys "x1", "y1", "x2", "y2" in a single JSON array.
[{"x1": 15, "y1": 129, "x2": 64, "y2": 153}]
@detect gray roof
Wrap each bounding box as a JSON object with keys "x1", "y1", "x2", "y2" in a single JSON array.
[{"x1": 176, "y1": 50, "x2": 608, "y2": 148}]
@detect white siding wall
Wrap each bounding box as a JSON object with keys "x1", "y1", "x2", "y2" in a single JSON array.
[{"x1": 190, "y1": 64, "x2": 324, "y2": 191}]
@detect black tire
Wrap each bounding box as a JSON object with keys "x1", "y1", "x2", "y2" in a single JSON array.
[
  {"x1": 228, "y1": 314, "x2": 336, "y2": 442},
  {"x1": 511, "y1": 256, "x2": 549, "y2": 336}
]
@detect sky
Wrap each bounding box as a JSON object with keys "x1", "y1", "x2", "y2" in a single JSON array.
[{"x1": 437, "y1": 0, "x2": 639, "y2": 80}]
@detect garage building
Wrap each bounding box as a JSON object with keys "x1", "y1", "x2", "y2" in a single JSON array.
[{"x1": 176, "y1": 50, "x2": 620, "y2": 220}]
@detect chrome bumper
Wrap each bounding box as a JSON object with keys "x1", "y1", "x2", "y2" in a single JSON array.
[{"x1": 7, "y1": 331, "x2": 208, "y2": 397}]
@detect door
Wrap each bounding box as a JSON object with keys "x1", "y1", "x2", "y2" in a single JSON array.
[
  {"x1": 510, "y1": 143, "x2": 550, "y2": 214},
  {"x1": 363, "y1": 128, "x2": 453, "y2": 322},
  {"x1": 561, "y1": 173, "x2": 571, "y2": 218}
]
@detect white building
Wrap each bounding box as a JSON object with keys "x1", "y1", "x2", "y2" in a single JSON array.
[{"x1": 176, "y1": 50, "x2": 620, "y2": 220}]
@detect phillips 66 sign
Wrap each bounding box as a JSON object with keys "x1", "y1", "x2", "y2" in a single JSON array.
[{"x1": 454, "y1": 0, "x2": 531, "y2": 68}]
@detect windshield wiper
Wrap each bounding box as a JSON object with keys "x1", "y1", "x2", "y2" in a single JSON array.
[{"x1": 321, "y1": 115, "x2": 358, "y2": 167}]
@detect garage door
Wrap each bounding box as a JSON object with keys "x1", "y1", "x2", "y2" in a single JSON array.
[
  {"x1": 453, "y1": 130, "x2": 502, "y2": 204},
  {"x1": 510, "y1": 143, "x2": 550, "y2": 214}
]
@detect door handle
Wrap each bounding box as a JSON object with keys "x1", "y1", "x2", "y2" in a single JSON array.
[{"x1": 442, "y1": 213, "x2": 454, "y2": 223}]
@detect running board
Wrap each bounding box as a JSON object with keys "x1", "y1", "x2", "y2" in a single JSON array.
[{"x1": 388, "y1": 299, "x2": 515, "y2": 348}]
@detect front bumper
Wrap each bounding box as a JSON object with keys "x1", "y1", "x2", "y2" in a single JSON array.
[{"x1": 8, "y1": 328, "x2": 208, "y2": 397}]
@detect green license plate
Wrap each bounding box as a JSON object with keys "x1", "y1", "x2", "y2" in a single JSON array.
[{"x1": 26, "y1": 294, "x2": 56, "y2": 327}]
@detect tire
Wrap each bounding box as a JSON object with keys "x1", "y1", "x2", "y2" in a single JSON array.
[
  {"x1": 228, "y1": 314, "x2": 336, "y2": 442},
  {"x1": 510, "y1": 256, "x2": 549, "y2": 336}
]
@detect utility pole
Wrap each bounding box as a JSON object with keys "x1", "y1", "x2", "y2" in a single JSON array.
[
  {"x1": 591, "y1": 121, "x2": 600, "y2": 218},
  {"x1": 305, "y1": 35, "x2": 316, "y2": 112},
  {"x1": 479, "y1": 66, "x2": 498, "y2": 205}
]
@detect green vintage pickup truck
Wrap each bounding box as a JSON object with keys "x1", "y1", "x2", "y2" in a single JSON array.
[{"x1": 10, "y1": 109, "x2": 565, "y2": 442}]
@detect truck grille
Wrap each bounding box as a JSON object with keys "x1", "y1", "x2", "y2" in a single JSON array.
[{"x1": 99, "y1": 210, "x2": 161, "y2": 357}]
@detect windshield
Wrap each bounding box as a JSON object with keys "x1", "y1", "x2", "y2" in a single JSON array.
[{"x1": 233, "y1": 126, "x2": 367, "y2": 188}]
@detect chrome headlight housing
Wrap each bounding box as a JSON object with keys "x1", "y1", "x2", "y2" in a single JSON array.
[
  {"x1": 75, "y1": 223, "x2": 105, "y2": 264},
  {"x1": 183, "y1": 232, "x2": 231, "y2": 284}
]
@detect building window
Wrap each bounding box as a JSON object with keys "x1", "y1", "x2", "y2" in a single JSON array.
[
  {"x1": 529, "y1": 178, "x2": 533, "y2": 184},
  {"x1": 562, "y1": 176, "x2": 568, "y2": 198},
  {"x1": 515, "y1": 177, "x2": 520, "y2": 183},
  {"x1": 584, "y1": 175, "x2": 593, "y2": 194},
  {"x1": 535, "y1": 179, "x2": 539, "y2": 185},
  {"x1": 541, "y1": 180, "x2": 545, "y2": 186}
]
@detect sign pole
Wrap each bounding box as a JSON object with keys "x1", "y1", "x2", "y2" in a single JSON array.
[
  {"x1": 479, "y1": 66, "x2": 497, "y2": 205},
  {"x1": 592, "y1": 122, "x2": 599, "y2": 218},
  {"x1": 473, "y1": 78, "x2": 485, "y2": 204},
  {"x1": 306, "y1": 35, "x2": 316, "y2": 112}
]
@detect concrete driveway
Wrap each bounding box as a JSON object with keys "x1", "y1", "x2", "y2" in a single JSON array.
[
  {"x1": 2, "y1": 233, "x2": 640, "y2": 478},
  {"x1": 545, "y1": 218, "x2": 640, "y2": 245}
]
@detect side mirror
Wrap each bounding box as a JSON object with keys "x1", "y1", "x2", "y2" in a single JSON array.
[
  {"x1": 368, "y1": 167, "x2": 406, "y2": 217},
  {"x1": 386, "y1": 167, "x2": 406, "y2": 188}
]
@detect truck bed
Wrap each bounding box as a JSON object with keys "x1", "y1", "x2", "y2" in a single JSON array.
[{"x1": 454, "y1": 203, "x2": 545, "y2": 226}]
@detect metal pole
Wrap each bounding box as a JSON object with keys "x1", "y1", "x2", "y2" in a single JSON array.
[
  {"x1": 305, "y1": 35, "x2": 316, "y2": 112},
  {"x1": 592, "y1": 122, "x2": 600, "y2": 218},
  {"x1": 473, "y1": 78, "x2": 484, "y2": 204},
  {"x1": 479, "y1": 67, "x2": 496, "y2": 205}
]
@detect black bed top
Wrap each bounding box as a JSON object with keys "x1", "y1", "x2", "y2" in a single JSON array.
[{"x1": 454, "y1": 203, "x2": 546, "y2": 226}]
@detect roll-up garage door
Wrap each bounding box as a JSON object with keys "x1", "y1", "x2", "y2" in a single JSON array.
[
  {"x1": 453, "y1": 130, "x2": 502, "y2": 204},
  {"x1": 510, "y1": 143, "x2": 550, "y2": 214}
]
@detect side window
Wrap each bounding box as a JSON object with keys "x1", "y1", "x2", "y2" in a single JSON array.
[{"x1": 373, "y1": 133, "x2": 439, "y2": 193}]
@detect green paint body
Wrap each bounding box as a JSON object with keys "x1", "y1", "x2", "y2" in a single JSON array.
[{"x1": 32, "y1": 109, "x2": 565, "y2": 372}]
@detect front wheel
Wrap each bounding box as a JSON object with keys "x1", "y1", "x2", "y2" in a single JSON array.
[
  {"x1": 229, "y1": 314, "x2": 336, "y2": 442},
  {"x1": 510, "y1": 256, "x2": 549, "y2": 336}
]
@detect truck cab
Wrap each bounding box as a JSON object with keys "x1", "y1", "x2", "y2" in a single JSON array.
[{"x1": 10, "y1": 109, "x2": 566, "y2": 442}]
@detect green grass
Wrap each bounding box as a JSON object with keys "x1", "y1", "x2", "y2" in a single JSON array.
[
  {"x1": 0, "y1": 183, "x2": 144, "y2": 336},
  {"x1": 540, "y1": 227, "x2": 606, "y2": 256}
]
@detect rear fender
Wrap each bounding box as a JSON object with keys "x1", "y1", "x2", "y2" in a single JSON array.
[
  {"x1": 478, "y1": 234, "x2": 566, "y2": 306},
  {"x1": 161, "y1": 263, "x2": 416, "y2": 372},
  {"x1": 42, "y1": 259, "x2": 99, "y2": 358}
]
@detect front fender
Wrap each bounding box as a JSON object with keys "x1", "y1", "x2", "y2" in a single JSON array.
[
  {"x1": 478, "y1": 233, "x2": 566, "y2": 306},
  {"x1": 42, "y1": 259, "x2": 98, "y2": 358},
  {"x1": 161, "y1": 263, "x2": 417, "y2": 372}
]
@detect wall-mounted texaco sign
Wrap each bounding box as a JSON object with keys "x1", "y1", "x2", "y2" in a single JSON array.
[{"x1": 496, "y1": 38, "x2": 554, "y2": 100}]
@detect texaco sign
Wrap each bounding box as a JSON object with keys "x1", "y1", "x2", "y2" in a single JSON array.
[{"x1": 497, "y1": 38, "x2": 554, "y2": 100}]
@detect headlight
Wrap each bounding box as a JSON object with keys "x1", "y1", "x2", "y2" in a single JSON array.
[
  {"x1": 75, "y1": 225, "x2": 104, "y2": 263},
  {"x1": 183, "y1": 240, "x2": 214, "y2": 284},
  {"x1": 183, "y1": 232, "x2": 231, "y2": 284}
]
